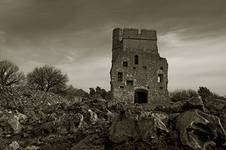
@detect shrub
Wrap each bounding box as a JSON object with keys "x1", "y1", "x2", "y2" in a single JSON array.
[
  {"x1": 198, "y1": 86, "x2": 226, "y2": 100},
  {"x1": 170, "y1": 89, "x2": 198, "y2": 102},
  {"x1": 64, "y1": 85, "x2": 88, "y2": 101},
  {"x1": 89, "y1": 86, "x2": 111, "y2": 100},
  {"x1": 197, "y1": 87, "x2": 213, "y2": 99}
]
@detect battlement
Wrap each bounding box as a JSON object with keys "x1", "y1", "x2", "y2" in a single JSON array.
[{"x1": 113, "y1": 28, "x2": 157, "y2": 40}]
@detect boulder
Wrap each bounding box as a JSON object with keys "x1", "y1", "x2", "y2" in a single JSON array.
[
  {"x1": 155, "y1": 97, "x2": 205, "y2": 113},
  {"x1": 109, "y1": 110, "x2": 169, "y2": 144},
  {"x1": 24, "y1": 145, "x2": 39, "y2": 150},
  {"x1": 6, "y1": 141, "x2": 20, "y2": 150},
  {"x1": 0, "y1": 137, "x2": 9, "y2": 150},
  {"x1": 204, "y1": 97, "x2": 226, "y2": 115},
  {"x1": 88, "y1": 109, "x2": 98, "y2": 124},
  {"x1": 71, "y1": 134, "x2": 105, "y2": 150},
  {"x1": 8, "y1": 111, "x2": 27, "y2": 134},
  {"x1": 0, "y1": 110, "x2": 27, "y2": 135},
  {"x1": 176, "y1": 109, "x2": 226, "y2": 150},
  {"x1": 109, "y1": 116, "x2": 138, "y2": 143}
]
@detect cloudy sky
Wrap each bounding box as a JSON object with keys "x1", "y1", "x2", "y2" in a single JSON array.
[{"x1": 0, "y1": 0, "x2": 226, "y2": 95}]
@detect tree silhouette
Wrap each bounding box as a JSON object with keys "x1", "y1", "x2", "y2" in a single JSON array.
[
  {"x1": 27, "y1": 65, "x2": 68, "y2": 94},
  {"x1": 0, "y1": 60, "x2": 25, "y2": 86}
]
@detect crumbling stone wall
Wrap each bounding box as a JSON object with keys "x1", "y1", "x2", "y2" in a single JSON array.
[{"x1": 110, "y1": 28, "x2": 168, "y2": 104}]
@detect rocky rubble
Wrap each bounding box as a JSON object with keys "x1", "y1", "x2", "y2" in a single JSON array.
[{"x1": 1, "y1": 86, "x2": 226, "y2": 149}]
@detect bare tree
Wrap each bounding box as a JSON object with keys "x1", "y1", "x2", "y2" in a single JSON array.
[
  {"x1": 0, "y1": 60, "x2": 25, "y2": 86},
  {"x1": 27, "y1": 65, "x2": 68, "y2": 94}
]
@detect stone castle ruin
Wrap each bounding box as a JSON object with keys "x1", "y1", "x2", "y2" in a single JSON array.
[{"x1": 110, "y1": 28, "x2": 168, "y2": 104}]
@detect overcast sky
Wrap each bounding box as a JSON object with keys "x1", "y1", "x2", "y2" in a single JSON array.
[{"x1": 0, "y1": 0, "x2": 226, "y2": 95}]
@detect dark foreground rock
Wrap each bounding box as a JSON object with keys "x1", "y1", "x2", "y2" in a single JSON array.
[
  {"x1": 176, "y1": 109, "x2": 226, "y2": 150},
  {"x1": 1, "y1": 86, "x2": 226, "y2": 149}
]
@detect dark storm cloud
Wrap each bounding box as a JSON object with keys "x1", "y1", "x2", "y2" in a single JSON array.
[
  {"x1": 1, "y1": 0, "x2": 226, "y2": 35},
  {"x1": 0, "y1": 0, "x2": 226, "y2": 94}
]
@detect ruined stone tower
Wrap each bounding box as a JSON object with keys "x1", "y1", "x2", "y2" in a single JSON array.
[{"x1": 110, "y1": 28, "x2": 168, "y2": 104}]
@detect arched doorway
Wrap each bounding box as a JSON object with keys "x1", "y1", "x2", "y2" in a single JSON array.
[{"x1": 134, "y1": 89, "x2": 148, "y2": 103}]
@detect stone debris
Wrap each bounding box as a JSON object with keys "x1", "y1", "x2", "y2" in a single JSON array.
[
  {"x1": 176, "y1": 109, "x2": 226, "y2": 150},
  {"x1": 88, "y1": 109, "x2": 98, "y2": 124},
  {"x1": 8, "y1": 141, "x2": 20, "y2": 150},
  {"x1": 8, "y1": 110, "x2": 27, "y2": 134},
  {"x1": 24, "y1": 145, "x2": 39, "y2": 150},
  {"x1": 0, "y1": 85, "x2": 226, "y2": 149}
]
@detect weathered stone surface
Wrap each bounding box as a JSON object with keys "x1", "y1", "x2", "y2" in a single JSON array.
[
  {"x1": 109, "y1": 116, "x2": 138, "y2": 143},
  {"x1": 8, "y1": 111, "x2": 27, "y2": 134},
  {"x1": 111, "y1": 28, "x2": 168, "y2": 104},
  {"x1": 176, "y1": 109, "x2": 226, "y2": 150},
  {"x1": 109, "y1": 110, "x2": 169, "y2": 144},
  {"x1": 204, "y1": 97, "x2": 226, "y2": 115},
  {"x1": 71, "y1": 134, "x2": 105, "y2": 150},
  {"x1": 155, "y1": 97, "x2": 205, "y2": 113},
  {"x1": 88, "y1": 109, "x2": 98, "y2": 124},
  {"x1": 0, "y1": 109, "x2": 27, "y2": 135},
  {"x1": 7, "y1": 141, "x2": 20, "y2": 150},
  {"x1": 24, "y1": 145, "x2": 39, "y2": 150}
]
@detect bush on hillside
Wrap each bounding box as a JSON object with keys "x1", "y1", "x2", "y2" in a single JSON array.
[
  {"x1": 170, "y1": 89, "x2": 198, "y2": 102},
  {"x1": 89, "y1": 86, "x2": 111, "y2": 100},
  {"x1": 63, "y1": 85, "x2": 88, "y2": 102}
]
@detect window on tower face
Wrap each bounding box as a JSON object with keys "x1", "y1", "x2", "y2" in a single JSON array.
[
  {"x1": 158, "y1": 74, "x2": 163, "y2": 83},
  {"x1": 120, "y1": 86, "x2": 124, "y2": 89},
  {"x1": 123, "y1": 61, "x2": 128, "y2": 67},
  {"x1": 118, "y1": 72, "x2": 123, "y2": 82},
  {"x1": 126, "y1": 80, "x2": 133, "y2": 86},
  {"x1": 134, "y1": 55, "x2": 139, "y2": 64}
]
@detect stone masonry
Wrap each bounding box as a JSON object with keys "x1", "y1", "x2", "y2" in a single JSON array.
[{"x1": 110, "y1": 28, "x2": 168, "y2": 104}]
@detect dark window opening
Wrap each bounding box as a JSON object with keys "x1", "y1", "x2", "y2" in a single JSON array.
[
  {"x1": 143, "y1": 66, "x2": 147, "y2": 70},
  {"x1": 123, "y1": 61, "x2": 128, "y2": 67},
  {"x1": 118, "y1": 72, "x2": 123, "y2": 82},
  {"x1": 134, "y1": 55, "x2": 139, "y2": 65},
  {"x1": 160, "y1": 87, "x2": 163, "y2": 90},
  {"x1": 120, "y1": 86, "x2": 124, "y2": 89},
  {"x1": 133, "y1": 67, "x2": 136, "y2": 69},
  {"x1": 158, "y1": 74, "x2": 163, "y2": 83},
  {"x1": 160, "y1": 67, "x2": 163, "y2": 70},
  {"x1": 134, "y1": 89, "x2": 148, "y2": 103},
  {"x1": 126, "y1": 80, "x2": 133, "y2": 86}
]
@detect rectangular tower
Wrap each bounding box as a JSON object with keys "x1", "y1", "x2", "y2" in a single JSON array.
[{"x1": 110, "y1": 28, "x2": 168, "y2": 104}]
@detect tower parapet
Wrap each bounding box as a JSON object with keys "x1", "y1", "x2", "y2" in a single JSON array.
[
  {"x1": 113, "y1": 28, "x2": 157, "y2": 42},
  {"x1": 113, "y1": 28, "x2": 158, "y2": 54}
]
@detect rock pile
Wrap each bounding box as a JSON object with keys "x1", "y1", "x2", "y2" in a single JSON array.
[{"x1": 0, "y1": 85, "x2": 226, "y2": 150}]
